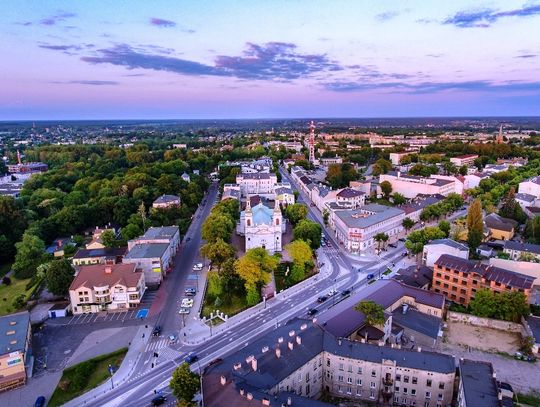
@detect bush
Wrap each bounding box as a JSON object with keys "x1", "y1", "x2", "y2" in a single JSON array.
[
  {"x1": 12, "y1": 294, "x2": 26, "y2": 310},
  {"x1": 2, "y1": 276, "x2": 11, "y2": 285},
  {"x1": 69, "y1": 360, "x2": 96, "y2": 391}
]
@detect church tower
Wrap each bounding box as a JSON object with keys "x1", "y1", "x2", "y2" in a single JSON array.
[
  {"x1": 273, "y1": 201, "x2": 282, "y2": 227},
  {"x1": 245, "y1": 196, "x2": 253, "y2": 227},
  {"x1": 308, "y1": 121, "x2": 316, "y2": 165},
  {"x1": 496, "y1": 124, "x2": 504, "y2": 144}
]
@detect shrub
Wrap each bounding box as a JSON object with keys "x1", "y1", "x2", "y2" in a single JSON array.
[{"x1": 2, "y1": 276, "x2": 11, "y2": 285}]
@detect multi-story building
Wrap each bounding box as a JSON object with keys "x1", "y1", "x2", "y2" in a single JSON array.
[
  {"x1": 450, "y1": 154, "x2": 478, "y2": 167},
  {"x1": 237, "y1": 198, "x2": 284, "y2": 254},
  {"x1": 274, "y1": 183, "x2": 295, "y2": 206},
  {"x1": 333, "y1": 204, "x2": 405, "y2": 253},
  {"x1": 123, "y1": 243, "x2": 171, "y2": 287},
  {"x1": 236, "y1": 172, "x2": 278, "y2": 197},
  {"x1": 503, "y1": 240, "x2": 540, "y2": 261},
  {"x1": 0, "y1": 311, "x2": 31, "y2": 392},
  {"x1": 432, "y1": 254, "x2": 534, "y2": 306},
  {"x1": 422, "y1": 239, "x2": 469, "y2": 267},
  {"x1": 72, "y1": 247, "x2": 127, "y2": 266},
  {"x1": 7, "y1": 162, "x2": 48, "y2": 174},
  {"x1": 401, "y1": 194, "x2": 444, "y2": 222},
  {"x1": 320, "y1": 156, "x2": 343, "y2": 166},
  {"x1": 463, "y1": 172, "x2": 491, "y2": 190},
  {"x1": 335, "y1": 187, "x2": 365, "y2": 209},
  {"x1": 518, "y1": 176, "x2": 540, "y2": 199},
  {"x1": 389, "y1": 152, "x2": 411, "y2": 166},
  {"x1": 457, "y1": 360, "x2": 505, "y2": 407},
  {"x1": 69, "y1": 263, "x2": 145, "y2": 314},
  {"x1": 379, "y1": 172, "x2": 455, "y2": 199},
  {"x1": 152, "y1": 194, "x2": 181, "y2": 209},
  {"x1": 128, "y1": 226, "x2": 180, "y2": 259}
]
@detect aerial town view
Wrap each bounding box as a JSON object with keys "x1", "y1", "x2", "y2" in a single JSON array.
[{"x1": 2, "y1": 1, "x2": 540, "y2": 407}]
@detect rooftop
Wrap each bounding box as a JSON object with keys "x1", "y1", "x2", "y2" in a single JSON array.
[
  {"x1": 70, "y1": 263, "x2": 142, "y2": 290},
  {"x1": 515, "y1": 193, "x2": 536, "y2": 202},
  {"x1": 435, "y1": 254, "x2": 534, "y2": 290},
  {"x1": 237, "y1": 172, "x2": 276, "y2": 180},
  {"x1": 0, "y1": 311, "x2": 30, "y2": 355},
  {"x1": 72, "y1": 247, "x2": 127, "y2": 259},
  {"x1": 336, "y1": 187, "x2": 364, "y2": 198},
  {"x1": 153, "y1": 194, "x2": 180, "y2": 204},
  {"x1": 459, "y1": 359, "x2": 502, "y2": 407},
  {"x1": 393, "y1": 265, "x2": 433, "y2": 288},
  {"x1": 140, "y1": 226, "x2": 179, "y2": 240},
  {"x1": 504, "y1": 240, "x2": 540, "y2": 255},
  {"x1": 485, "y1": 213, "x2": 518, "y2": 232},
  {"x1": 335, "y1": 204, "x2": 404, "y2": 229},
  {"x1": 526, "y1": 316, "x2": 540, "y2": 344},
  {"x1": 125, "y1": 242, "x2": 169, "y2": 259},
  {"x1": 426, "y1": 238, "x2": 469, "y2": 252}
]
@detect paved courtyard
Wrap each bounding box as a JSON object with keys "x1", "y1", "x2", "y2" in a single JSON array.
[{"x1": 444, "y1": 320, "x2": 521, "y2": 354}]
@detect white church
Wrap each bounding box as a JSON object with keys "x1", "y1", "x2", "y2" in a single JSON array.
[{"x1": 237, "y1": 196, "x2": 285, "y2": 254}]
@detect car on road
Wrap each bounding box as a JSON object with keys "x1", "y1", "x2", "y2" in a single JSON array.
[
  {"x1": 388, "y1": 243, "x2": 397, "y2": 248},
  {"x1": 341, "y1": 289, "x2": 351, "y2": 296},
  {"x1": 307, "y1": 308, "x2": 318, "y2": 316},
  {"x1": 184, "y1": 287, "x2": 196, "y2": 296},
  {"x1": 327, "y1": 289, "x2": 337, "y2": 296},
  {"x1": 193, "y1": 263, "x2": 203, "y2": 271},
  {"x1": 185, "y1": 352, "x2": 198, "y2": 364},
  {"x1": 35, "y1": 396, "x2": 46, "y2": 407},
  {"x1": 317, "y1": 295, "x2": 328, "y2": 303},
  {"x1": 152, "y1": 326, "x2": 162, "y2": 336},
  {"x1": 366, "y1": 273, "x2": 375, "y2": 280},
  {"x1": 402, "y1": 252, "x2": 408, "y2": 257},
  {"x1": 178, "y1": 307, "x2": 190, "y2": 314},
  {"x1": 169, "y1": 334, "x2": 177, "y2": 343},
  {"x1": 398, "y1": 238, "x2": 406, "y2": 242},
  {"x1": 151, "y1": 395, "x2": 167, "y2": 406},
  {"x1": 181, "y1": 298, "x2": 194, "y2": 308}
]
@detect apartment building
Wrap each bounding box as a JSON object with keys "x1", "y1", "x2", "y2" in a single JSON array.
[
  {"x1": 320, "y1": 156, "x2": 343, "y2": 166},
  {"x1": 422, "y1": 239, "x2": 469, "y2": 267},
  {"x1": 123, "y1": 243, "x2": 171, "y2": 287},
  {"x1": 236, "y1": 172, "x2": 278, "y2": 197},
  {"x1": 518, "y1": 176, "x2": 540, "y2": 199},
  {"x1": 203, "y1": 318, "x2": 455, "y2": 407},
  {"x1": 335, "y1": 187, "x2": 365, "y2": 209},
  {"x1": 457, "y1": 360, "x2": 505, "y2": 407},
  {"x1": 379, "y1": 172, "x2": 455, "y2": 199},
  {"x1": 0, "y1": 311, "x2": 31, "y2": 392},
  {"x1": 389, "y1": 152, "x2": 411, "y2": 166},
  {"x1": 432, "y1": 254, "x2": 534, "y2": 306},
  {"x1": 69, "y1": 263, "x2": 145, "y2": 314},
  {"x1": 503, "y1": 240, "x2": 540, "y2": 261},
  {"x1": 128, "y1": 226, "x2": 180, "y2": 259},
  {"x1": 450, "y1": 154, "x2": 478, "y2": 167},
  {"x1": 333, "y1": 204, "x2": 405, "y2": 253}
]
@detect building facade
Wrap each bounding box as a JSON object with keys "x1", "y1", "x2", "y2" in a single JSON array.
[
  {"x1": 152, "y1": 194, "x2": 181, "y2": 209},
  {"x1": 69, "y1": 263, "x2": 145, "y2": 314},
  {"x1": 123, "y1": 243, "x2": 171, "y2": 287},
  {"x1": 422, "y1": 239, "x2": 469, "y2": 268},
  {"x1": 379, "y1": 172, "x2": 455, "y2": 199},
  {"x1": 237, "y1": 199, "x2": 284, "y2": 254},
  {"x1": 450, "y1": 155, "x2": 478, "y2": 166},
  {"x1": 0, "y1": 311, "x2": 31, "y2": 392},
  {"x1": 236, "y1": 173, "x2": 278, "y2": 197}
]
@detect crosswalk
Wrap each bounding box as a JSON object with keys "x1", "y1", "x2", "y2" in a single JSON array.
[{"x1": 145, "y1": 337, "x2": 170, "y2": 352}]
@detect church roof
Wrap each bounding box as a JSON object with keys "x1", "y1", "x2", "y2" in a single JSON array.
[{"x1": 252, "y1": 202, "x2": 274, "y2": 226}]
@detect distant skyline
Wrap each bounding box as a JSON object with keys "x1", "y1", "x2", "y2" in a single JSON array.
[{"x1": 2, "y1": 0, "x2": 540, "y2": 119}]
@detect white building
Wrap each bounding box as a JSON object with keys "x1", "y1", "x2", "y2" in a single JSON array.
[
  {"x1": 379, "y1": 172, "x2": 455, "y2": 199},
  {"x1": 320, "y1": 156, "x2": 343, "y2": 166},
  {"x1": 450, "y1": 154, "x2": 478, "y2": 166},
  {"x1": 333, "y1": 204, "x2": 405, "y2": 253},
  {"x1": 519, "y1": 176, "x2": 540, "y2": 199},
  {"x1": 389, "y1": 152, "x2": 411, "y2": 166},
  {"x1": 422, "y1": 239, "x2": 469, "y2": 267},
  {"x1": 274, "y1": 183, "x2": 295, "y2": 206},
  {"x1": 463, "y1": 172, "x2": 491, "y2": 190},
  {"x1": 152, "y1": 194, "x2": 181, "y2": 209},
  {"x1": 236, "y1": 172, "x2": 278, "y2": 197},
  {"x1": 123, "y1": 243, "x2": 171, "y2": 287},
  {"x1": 335, "y1": 187, "x2": 366, "y2": 209},
  {"x1": 431, "y1": 175, "x2": 465, "y2": 195},
  {"x1": 237, "y1": 199, "x2": 284, "y2": 254},
  {"x1": 181, "y1": 172, "x2": 191, "y2": 182}
]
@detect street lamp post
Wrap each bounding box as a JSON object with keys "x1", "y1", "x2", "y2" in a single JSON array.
[
  {"x1": 108, "y1": 364, "x2": 114, "y2": 389},
  {"x1": 332, "y1": 278, "x2": 337, "y2": 306}
]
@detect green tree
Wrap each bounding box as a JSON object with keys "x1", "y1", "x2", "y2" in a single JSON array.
[
  {"x1": 379, "y1": 181, "x2": 392, "y2": 199},
  {"x1": 45, "y1": 259, "x2": 75, "y2": 296},
  {"x1": 200, "y1": 238, "x2": 236, "y2": 270},
  {"x1": 438, "y1": 220, "x2": 451, "y2": 237},
  {"x1": 285, "y1": 240, "x2": 313, "y2": 267},
  {"x1": 288, "y1": 263, "x2": 305, "y2": 284},
  {"x1": 467, "y1": 199, "x2": 484, "y2": 252},
  {"x1": 100, "y1": 230, "x2": 119, "y2": 248},
  {"x1": 0, "y1": 196, "x2": 28, "y2": 262},
  {"x1": 323, "y1": 209, "x2": 329, "y2": 226},
  {"x1": 459, "y1": 165, "x2": 468, "y2": 176},
  {"x1": 374, "y1": 232, "x2": 389, "y2": 253},
  {"x1": 372, "y1": 159, "x2": 392, "y2": 176},
  {"x1": 354, "y1": 300, "x2": 385, "y2": 326},
  {"x1": 170, "y1": 362, "x2": 200, "y2": 403},
  {"x1": 201, "y1": 213, "x2": 234, "y2": 243},
  {"x1": 499, "y1": 187, "x2": 527, "y2": 224},
  {"x1": 235, "y1": 248, "x2": 278, "y2": 305},
  {"x1": 392, "y1": 192, "x2": 406, "y2": 205},
  {"x1": 469, "y1": 289, "x2": 497, "y2": 318},
  {"x1": 13, "y1": 233, "x2": 46, "y2": 279},
  {"x1": 293, "y1": 219, "x2": 322, "y2": 249},
  {"x1": 121, "y1": 223, "x2": 143, "y2": 241},
  {"x1": 284, "y1": 203, "x2": 308, "y2": 226},
  {"x1": 524, "y1": 216, "x2": 540, "y2": 244},
  {"x1": 402, "y1": 217, "x2": 415, "y2": 233}
]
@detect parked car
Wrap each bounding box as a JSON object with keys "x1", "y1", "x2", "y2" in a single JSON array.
[
  {"x1": 341, "y1": 289, "x2": 351, "y2": 296},
  {"x1": 152, "y1": 326, "x2": 162, "y2": 336},
  {"x1": 192, "y1": 263, "x2": 203, "y2": 271},
  {"x1": 151, "y1": 395, "x2": 167, "y2": 406},
  {"x1": 388, "y1": 243, "x2": 397, "y2": 248},
  {"x1": 181, "y1": 298, "x2": 194, "y2": 308},
  {"x1": 366, "y1": 273, "x2": 375, "y2": 280},
  {"x1": 178, "y1": 308, "x2": 190, "y2": 314},
  {"x1": 398, "y1": 238, "x2": 406, "y2": 242},
  {"x1": 185, "y1": 352, "x2": 198, "y2": 364},
  {"x1": 307, "y1": 308, "x2": 318, "y2": 316},
  {"x1": 317, "y1": 295, "x2": 328, "y2": 303},
  {"x1": 35, "y1": 396, "x2": 46, "y2": 407}
]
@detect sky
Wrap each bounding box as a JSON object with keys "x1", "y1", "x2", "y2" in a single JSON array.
[{"x1": 1, "y1": 0, "x2": 540, "y2": 119}]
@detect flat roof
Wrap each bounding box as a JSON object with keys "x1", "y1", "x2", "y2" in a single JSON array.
[
  {"x1": 140, "y1": 226, "x2": 179, "y2": 240},
  {"x1": 0, "y1": 311, "x2": 30, "y2": 355},
  {"x1": 335, "y1": 204, "x2": 404, "y2": 229},
  {"x1": 459, "y1": 359, "x2": 501, "y2": 407},
  {"x1": 125, "y1": 242, "x2": 169, "y2": 259}
]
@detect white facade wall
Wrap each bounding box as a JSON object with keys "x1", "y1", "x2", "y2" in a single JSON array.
[
  {"x1": 422, "y1": 244, "x2": 469, "y2": 267},
  {"x1": 379, "y1": 174, "x2": 455, "y2": 199},
  {"x1": 518, "y1": 180, "x2": 540, "y2": 198}
]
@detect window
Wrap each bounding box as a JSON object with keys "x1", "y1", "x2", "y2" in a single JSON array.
[
  {"x1": 339, "y1": 363, "x2": 344, "y2": 371},
  {"x1": 338, "y1": 375, "x2": 344, "y2": 382},
  {"x1": 347, "y1": 387, "x2": 352, "y2": 395},
  {"x1": 402, "y1": 397, "x2": 407, "y2": 404},
  {"x1": 338, "y1": 385, "x2": 342, "y2": 393},
  {"x1": 451, "y1": 286, "x2": 457, "y2": 291},
  {"x1": 371, "y1": 370, "x2": 376, "y2": 377},
  {"x1": 370, "y1": 382, "x2": 376, "y2": 388},
  {"x1": 395, "y1": 386, "x2": 400, "y2": 392},
  {"x1": 356, "y1": 387, "x2": 362, "y2": 396},
  {"x1": 404, "y1": 375, "x2": 410, "y2": 383},
  {"x1": 452, "y1": 277, "x2": 458, "y2": 283},
  {"x1": 305, "y1": 372, "x2": 310, "y2": 382},
  {"x1": 347, "y1": 364, "x2": 353, "y2": 373},
  {"x1": 306, "y1": 384, "x2": 310, "y2": 395},
  {"x1": 438, "y1": 393, "x2": 444, "y2": 400},
  {"x1": 439, "y1": 382, "x2": 445, "y2": 390},
  {"x1": 356, "y1": 379, "x2": 362, "y2": 386},
  {"x1": 327, "y1": 359, "x2": 330, "y2": 367},
  {"x1": 347, "y1": 377, "x2": 353, "y2": 384},
  {"x1": 424, "y1": 402, "x2": 430, "y2": 407},
  {"x1": 396, "y1": 374, "x2": 401, "y2": 382},
  {"x1": 370, "y1": 390, "x2": 375, "y2": 399},
  {"x1": 411, "y1": 389, "x2": 417, "y2": 396},
  {"x1": 357, "y1": 367, "x2": 363, "y2": 374},
  {"x1": 426, "y1": 380, "x2": 432, "y2": 387},
  {"x1": 460, "y1": 288, "x2": 467, "y2": 294},
  {"x1": 412, "y1": 377, "x2": 418, "y2": 384},
  {"x1": 403, "y1": 387, "x2": 408, "y2": 394}
]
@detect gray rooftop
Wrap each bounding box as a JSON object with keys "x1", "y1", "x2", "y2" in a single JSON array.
[
  {"x1": 0, "y1": 311, "x2": 30, "y2": 355},
  {"x1": 526, "y1": 316, "x2": 540, "y2": 344},
  {"x1": 391, "y1": 308, "x2": 441, "y2": 339},
  {"x1": 153, "y1": 194, "x2": 180, "y2": 204},
  {"x1": 125, "y1": 243, "x2": 169, "y2": 259},
  {"x1": 459, "y1": 359, "x2": 502, "y2": 407},
  {"x1": 140, "y1": 226, "x2": 179, "y2": 240},
  {"x1": 504, "y1": 240, "x2": 540, "y2": 255},
  {"x1": 335, "y1": 204, "x2": 404, "y2": 229},
  {"x1": 515, "y1": 193, "x2": 536, "y2": 202},
  {"x1": 426, "y1": 238, "x2": 469, "y2": 252}
]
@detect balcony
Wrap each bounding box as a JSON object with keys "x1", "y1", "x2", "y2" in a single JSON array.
[{"x1": 382, "y1": 377, "x2": 393, "y2": 386}]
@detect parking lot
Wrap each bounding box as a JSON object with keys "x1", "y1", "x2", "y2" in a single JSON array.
[{"x1": 63, "y1": 308, "x2": 148, "y2": 325}]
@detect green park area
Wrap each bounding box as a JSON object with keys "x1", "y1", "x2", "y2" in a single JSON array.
[
  {"x1": 48, "y1": 348, "x2": 128, "y2": 407},
  {"x1": 0, "y1": 276, "x2": 38, "y2": 316}
]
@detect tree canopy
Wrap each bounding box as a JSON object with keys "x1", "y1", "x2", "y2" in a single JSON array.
[
  {"x1": 293, "y1": 219, "x2": 322, "y2": 249},
  {"x1": 284, "y1": 203, "x2": 308, "y2": 226},
  {"x1": 44, "y1": 258, "x2": 75, "y2": 296},
  {"x1": 170, "y1": 362, "x2": 200, "y2": 403},
  {"x1": 355, "y1": 300, "x2": 385, "y2": 326}
]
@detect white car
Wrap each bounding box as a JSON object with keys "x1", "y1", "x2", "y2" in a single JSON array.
[
  {"x1": 178, "y1": 308, "x2": 190, "y2": 314},
  {"x1": 192, "y1": 263, "x2": 203, "y2": 271},
  {"x1": 327, "y1": 289, "x2": 338, "y2": 296},
  {"x1": 181, "y1": 298, "x2": 194, "y2": 308}
]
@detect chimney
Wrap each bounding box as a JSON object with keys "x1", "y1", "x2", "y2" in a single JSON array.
[
  {"x1": 251, "y1": 357, "x2": 258, "y2": 372},
  {"x1": 275, "y1": 348, "x2": 281, "y2": 358},
  {"x1": 296, "y1": 336, "x2": 302, "y2": 345},
  {"x1": 417, "y1": 346, "x2": 422, "y2": 352},
  {"x1": 240, "y1": 388, "x2": 245, "y2": 396},
  {"x1": 300, "y1": 323, "x2": 307, "y2": 331},
  {"x1": 288, "y1": 341, "x2": 294, "y2": 350},
  {"x1": 278, "y1": 336, "x2": 284, "y2": 344},
  {"x1": 338, "y1": 339, "x2": 342, "y2": 346},
  {"x1": 220, "y1": 375, "x2": 226, "y2": 385},
  {"x1": 262, "y1": 345, "x2": 269, "y2": 353},
  {"x1": 247, "y1": 393, "x2": 253, "y2": 401},
  {"x1": 289, "y1": 330, "x2": 295, "y2": 337},
  {"x1": 105, "y1": 266, "x2": 113, "y2": 274},
  {"x1": 262, "y1": 399, "x2": 271, "y2": 406},
  {"x1": 234, "y1": 362, "x2": 242, "y2": 370}
]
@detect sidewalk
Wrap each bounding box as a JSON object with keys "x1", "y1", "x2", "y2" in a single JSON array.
[
  {"x1": 178, "y1": 249, "x2": 334, "y2": 346},
  {"x1": 64, "y1": 324, "x2": 153, "y2": 407}
]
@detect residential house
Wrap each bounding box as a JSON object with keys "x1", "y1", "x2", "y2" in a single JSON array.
[
  {"x1": 432, "y1": 254, "x2": 534, "y2": 306},
  {"x1": 123, "y1": 243, "x2": 171, "y2": 287},
  {"x1": 0, "y1": 311, "x2": 31, "y2": 392},
  {"x1": 463, "y1": 172, "x2": 490, "y2": 190},
  {"x1": 393, "y1": 265, "x2": 433, "y2": 289},
  {"x1": 503, "y1": 240, "x2": 540, "y2": 261},
  {"x1": 335, "y1": 187, "x2": 365, "y2": 209},
  {"x1": 274, "y1": 183, "x2": 295, "y2": 206},
  {"x1": 181, "y1": 172, "x2": 191, "y2": 183},
  {"x1": 401, "y1": 194, "x2": 445, "y2": 222},
  {"x1": 46, "y1": 237, "x2": 75, "y2": 257},
  {"x1": 86, "y1": 227, "x2": 117, "y2": 250},
  {"x1": 69, "y1": 263, "x2": 145, "y2": 314},
  {"x1": 128, "y1": 226, "x2": 180, "y2": 258},
  {"x1": 152, "y1": 194, "x2": 181, "y2": 209},
  {"x1": 72, "y1": 247, "x2": 127, "y2": 266},
  {"x1": 389, "y1": 152, "x2": 411, "y2": 166},
  {"x1": 422, "y1": 239, "x2": 469, "y2": 267},
  {"x1": 515, "y1": 193, "x2": 538, "y2": 209},
  {"x1": 518, "y1": 176, "x2": 540, "y2": 199},
  {"x1": 484, "y1": 213, "x2": 518, "y2": 241},
  {"x1": 450, "y1": 154, "x2": 478, "y2": 166}
]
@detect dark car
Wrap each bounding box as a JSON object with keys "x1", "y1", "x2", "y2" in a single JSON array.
[
  {"x1": 398, "y1": 238, "x2": 406, "y2": 242},
  {"x1": 388, "y1": 243, "x2": 397, "y2": 248},
  {"x1": 152, "y1": 326, "x2": 162, "y2": 336},
  {"x1": 35, "y1": 396, "x2": 46, "y2": 407},
  {"x1": 341, "y1": 289, "x2": 351, "y2": 296},
  {"x1": 186, "y1": 237, "x2": 191, "y2": 241},
  {"x1": 185, "y1": 352, "x2": 198, "y2": 364},
  {"x1": 151, "y1": 395, "x2": 166, "y2": 406},
  {"x1": 307, "y1": 308, "x2": 318, "y2": 316},
  {"x1": 317, "y1": 295, "x2": 328, "y2": 303},
  {"x1": 367, "y1": 273, "x2": 375, "y2": 280}
]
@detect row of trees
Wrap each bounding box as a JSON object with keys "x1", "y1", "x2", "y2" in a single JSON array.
[
  {"x1": 419, "y1": 193, "x2": 464, "y2": 222},
  {"x1": 405, "y1": 223, "x2": 450, "y2": 261},
  {"x1": 468, "y1": 289, "x2": 530, "y2": 322}
]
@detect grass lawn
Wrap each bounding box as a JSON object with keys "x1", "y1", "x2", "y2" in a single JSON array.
[
  {"x1": 382, "y1": 268, "x2": 392, "y2": 276},
  {"x1": 0, "y1": 277, "x2": 32, "y2": 316},
  {"x1": 274, "y1": 262, "x2": 317, "y2": 292},
  {"x1": 0, "y1": 263, "x2": 11, "y2": 278},
  {"x1": 517, "y1": 392, "x2": 540, "y2": 407},
  {"x1": 48, "y1": 348, "x2": 128, "y2": 407},
  {"x1": 201, "y1": 294, "x2": 249, "y2": 318}
]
